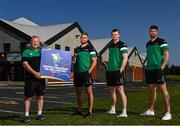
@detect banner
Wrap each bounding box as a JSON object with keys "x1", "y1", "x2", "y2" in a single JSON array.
[{"x1": 40, "y1": 48, "x2": 72, "y2": 81}]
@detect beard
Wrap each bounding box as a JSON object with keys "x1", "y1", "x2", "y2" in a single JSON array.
[{"x1": 150, "y1": 35, "x2": 157, "y2": 38}]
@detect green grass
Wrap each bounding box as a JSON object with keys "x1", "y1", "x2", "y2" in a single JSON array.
[
  {"x1": 166, "y1": 75, "x2": 180, "y2": 81},
  {"x1": 1, "y1": 85, "x2": 180, "y2": 125}
]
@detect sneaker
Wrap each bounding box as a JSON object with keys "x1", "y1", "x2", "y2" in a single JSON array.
[
  {"x1": 140, "y1": 109, "x2": 155, "y2": 116},
  {"x1": 162, "y1": 112, "x2": 172, "y2": 120},
  {"x1": 71, "y1": 111, "x2": 83, "y2": 116},
  {"x1": 36, "y1": 115, "x2": 46, "y2": 120},
  {"x1": 117, "y1": 113, "x2": 128, "y2": 118},
  {"x1": 107, "y1": 109, "x2": 116, "y2": 114},
  {"x1": 84, "y1": 111, "x2": 92, "y2": 118},
  {"x1": 24, "y1": 116, "x2": 31, "y2": 123}
]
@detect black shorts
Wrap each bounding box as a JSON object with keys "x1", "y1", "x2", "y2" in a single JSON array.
[
  {"x1": 74, "y1": 71, "x2": 93, "y2": 87},
  {"x1": 106, "y1": 70, "x2": 125, "y2": 86},
  {"x1": 24, "y1": 79, "x2": 46, "y2": 98},
  {"x1": 145, "y1": 69, "x2": 165, "y2": 85}
]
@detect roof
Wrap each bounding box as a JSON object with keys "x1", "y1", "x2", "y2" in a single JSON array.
[
  {"x1": 12, "y1": 17, "x2": 39, "y2": 26},
  {"x1": 0, "y1": 17, "x2": 75, "y2": 43},
  {"x1": 90, "y1": 38, "x2": 111, "y2": 53}
]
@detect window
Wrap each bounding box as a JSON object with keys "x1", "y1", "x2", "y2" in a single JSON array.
[
  {"x1": 55, "y1": 44, "x2": 61, "y2": 50},
  {"x1": 4, "y1": 43, "x2": 10, "y2": 53},
  {"x1": 65, "y1": 46, "x2": 70, "y2": 51},
  {"x1": 20, "y1": 42, "x2": 27, "y2": 52}
]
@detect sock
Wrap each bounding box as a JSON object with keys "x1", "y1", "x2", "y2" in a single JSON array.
[
  {"x1": 122, "y1": 108, "x2": 127, "y2": 114},
  {"x1": 38, "y1": 111, "x2": 42, "y2": 115},
  {"x1": 111, "y1": 105, "x2": 115, "y2": 111},
  {"x1": 25, "y1": 112, "x2": 29, "y2": 116}
]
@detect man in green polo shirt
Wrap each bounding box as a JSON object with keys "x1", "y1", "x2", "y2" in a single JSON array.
[
  {"x1": 106, "y1": 29, "x2": 128, "y2": 118},
  {"x1": 73, "y1": 32, "x2": 97, "y2": 118},
  {"x1": 140, "y1": 25, "x2": 171, "y2": 120},
  {"x1": 22, "y1": 36, "x2": 46, "y2": 123}
]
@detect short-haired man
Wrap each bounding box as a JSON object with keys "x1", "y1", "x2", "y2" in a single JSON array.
[
  {"x1": 22, "y1": 36, "x2": 46, "y2": 123},
  {"x1": 141, "y1": 25, "x2": 171, "y2": 120},
  {"x1": 73, "y1": 32, "x2": 97, "y2": 117},
  {"x1": 106, "y1": 29, "x2": 128, "y2": 118}
]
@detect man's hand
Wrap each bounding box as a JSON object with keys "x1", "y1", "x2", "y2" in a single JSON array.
[{"x1": 34, "y1": 72, "x2": 42, "y2": 79}]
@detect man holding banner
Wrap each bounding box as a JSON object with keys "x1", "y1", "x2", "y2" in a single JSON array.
[
  {"x1": 73, "y1": 32, "x2": 97, "y2": 118},
  {"x1": 22, "y1": 36, "x2": 46, "y2": 123}
]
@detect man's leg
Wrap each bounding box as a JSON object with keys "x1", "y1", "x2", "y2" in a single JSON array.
[
  {"x1": 116, "y1": 85, "x2": 128, "y2": 117},
  {"x1": 107, "y1": 86, "x2": 116, "y2": 114},
  {"x1": 37, "y1": 96, "x2": 43, "y2": 115},
  {"x1": 117, "y1": 86, "x2": 127, "y2": 112},
  {"x1": 159, "y1": 83, "x2": 172, "y2": 120},
  {"x1": 148, "y1": 84, "x2": 157, "y2": 112},
  {"x1": 159, "y1": 83, "x2": 170, "y2": 113},
  {"x1": 140, "y1": 84, "x2": 156, "y2": 116},
  {"x1": 75, "y1": 87, "x2": 83, "y2": 112},
  {"x1": 85, "y1": 85, "x2": 94, "y2": 113},
  {"x1": 25, "y1": 97, "x2": 32, "y2": 116},
  {"x1": 24, "y1": 97, "x2": 32, "y2": 123}
]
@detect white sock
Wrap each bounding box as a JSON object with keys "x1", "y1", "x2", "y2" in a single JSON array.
[
  {"x1": 111, "y1": 105, "x2": 115, "y2": 111},
  {"x1": 25, "y1": 112, "x2": 29, "y2": 116},
  {"x1": 122, "y1": 108, "x2": 127, "y2": 114},
  {"x1": 38, "y1": 111, "x2": 42, "y2": 115}
]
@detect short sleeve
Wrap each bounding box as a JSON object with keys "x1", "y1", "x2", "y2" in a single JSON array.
[
  {"x1": 160, "y1": 40, "x2": 168, "y2": 52},
  {"x1": 120, "y1": 43, "x2": 128, "y2": 54},
  {"x1": 89, "y1": 46, "x2": 97, "y2": 58},
  {"x1": 22, "y1": 49, "x2": 29, "y2": 62}
]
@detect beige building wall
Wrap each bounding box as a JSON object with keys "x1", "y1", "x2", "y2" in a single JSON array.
[
  {"x1": 0, "y1": 26, "x2": 26, "y2": 52},
  {"x1": 49, "y1": 27, "x2": 81, "y2": 55}
]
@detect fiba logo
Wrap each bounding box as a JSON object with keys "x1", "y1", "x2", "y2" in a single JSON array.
[{"x1": 51, "y1": 53, "x2": 63, "y2": 67}]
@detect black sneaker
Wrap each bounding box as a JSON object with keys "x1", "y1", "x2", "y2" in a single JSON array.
[
  {"x1": 36, "y1": 115, "x2": 46, "y2": 120},
  {"x1": 84, "y1": 111, "x2": 92, "y2": 118},
  {"x1": 71, "y1": 111, "x2": 83, "y2": 116},
  {"x1": 24, "y1": 116, "x2": 31, "y2": 123}
]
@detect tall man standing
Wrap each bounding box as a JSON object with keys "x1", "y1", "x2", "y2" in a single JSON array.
[
  {"x1": 141, "y1": 25, "x2": 171, "y2": 120},
  {"x1": 22, "y1": 36, "x2": 46, "y2": 123},
  {"x1": 73, "y1": 32, "x2": 97, "y2": 117},
  {"x1": 106, "y1": 29, "x2": 128, "y2": 118}
]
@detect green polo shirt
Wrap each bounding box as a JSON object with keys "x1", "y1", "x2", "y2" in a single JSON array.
[
  {"x1": 146, "y1": 37, "x2": 168, "y2": 70},
  {"x1": 74, "y1": 44, "x2": 96, "y2": 73},
  {"x1": 107, "y1": 40, "x2": 128, "y2": 71},
  {"x1": 22, "y1": 47, "x2": 42, "y2": 80}
]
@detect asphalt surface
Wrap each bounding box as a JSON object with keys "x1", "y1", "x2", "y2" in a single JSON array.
[
  {"x1": 0, "y1": 84, "x2": 110, "y2": 115},
  {"x1": 0, "y1": 81, "x2": 177, "y2": 117}
]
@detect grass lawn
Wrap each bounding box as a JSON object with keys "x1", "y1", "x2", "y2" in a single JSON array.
[{"x1": 0, "y1": 84, "x2": 180, "y2": 125}]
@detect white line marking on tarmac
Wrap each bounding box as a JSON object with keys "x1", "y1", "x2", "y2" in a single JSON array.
[
  {"x1": 0, "y1": 110, "x2": 23, "y2": 114},
  {"x1": 0, "y1": 97, "x2": 72, "y2": 105},
  {"x1": 15, "y1": 92, "x2": 76, "y2": 98}
]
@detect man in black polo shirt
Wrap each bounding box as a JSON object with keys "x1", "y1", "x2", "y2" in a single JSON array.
[
  {"x1": 140, "y1": 25, "x2": 171, "y2": 120},
  {"x1": 73, "y1": 32, "x2": 97, "y2": 117},
  {"x1": 22, "y1": 36, "x2": 46, "y2": 123},
  {"x1": 106, "y1": 29, "x2": 128, "y2": 118}
]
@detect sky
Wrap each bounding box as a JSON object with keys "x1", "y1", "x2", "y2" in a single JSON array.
[{"x1": 0, "y1": 0, "x2": 180, "y2": 65}]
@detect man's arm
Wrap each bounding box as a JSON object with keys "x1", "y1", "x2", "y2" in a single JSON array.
[
  {"x1": 120, "y1": 53, "x2": 128, "y2": 73},
  {"x1": 161, "y1": 50, "x2": 169, "y2": 70},
  {"x1": 88, "y1": 57, "x2": 97, "y2": 74},
  {"x1": 22, "y1": 61, "x2": 41, "y2": 79}
]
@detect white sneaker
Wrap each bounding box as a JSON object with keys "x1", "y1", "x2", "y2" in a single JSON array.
[
  {"x1": 117, "y1": 113, "x2": 128, "y2": 118},
  {"x1": 107, "y1": 109, "x2": 116, "y2": 114},
  {"x1": 162, "y1": 112, "x2": 172, "y2": 120},
  {"x1": 140, "y1": 109, "x2": 155, "y2": 116}
]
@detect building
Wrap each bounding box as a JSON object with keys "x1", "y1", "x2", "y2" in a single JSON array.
[{"x1": 0, "y1": 17, "x2": 83, "y2": 81}]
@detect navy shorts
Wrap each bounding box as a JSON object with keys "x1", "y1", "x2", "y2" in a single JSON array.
[
  {"x1": 74, "y1": 71, "x2": 93, "y2": 87},
  {"x1": 106, "y1": 70, "x2": 125, "y2": 86},
  {"x1": 145, "y1": 69, "x2": 165, "y2": 85}
]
